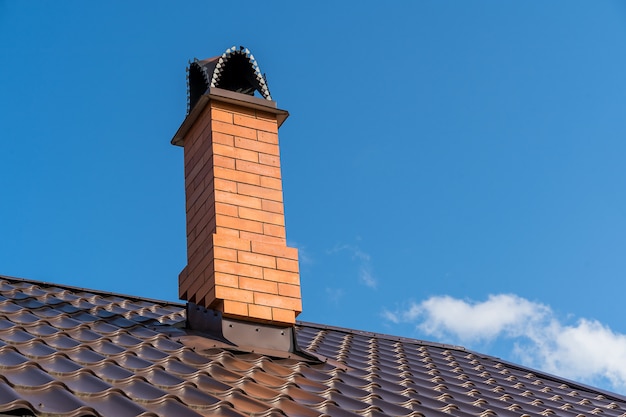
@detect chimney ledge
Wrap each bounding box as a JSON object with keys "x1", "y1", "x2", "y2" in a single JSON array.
[{"x1": 171, "y1": 87, "x2": 289, "y2": 147}]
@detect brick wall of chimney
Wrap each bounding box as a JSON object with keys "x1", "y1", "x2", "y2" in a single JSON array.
[{"x1": 178, "y1": 98, "x2": 302, "y2": 325}]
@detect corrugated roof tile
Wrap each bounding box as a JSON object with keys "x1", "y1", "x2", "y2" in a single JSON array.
[{"x1": 0, "y1": 275, "x2": 625, "y2": 417}]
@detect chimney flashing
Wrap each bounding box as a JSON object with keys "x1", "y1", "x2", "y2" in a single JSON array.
[{"x1": 172, "y1": 87, "x2": 289, "y2": 147}]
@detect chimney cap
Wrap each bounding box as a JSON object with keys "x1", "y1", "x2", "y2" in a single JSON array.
[{"x1": 187, "y1": 46, "x2": 272, "y2": 114}]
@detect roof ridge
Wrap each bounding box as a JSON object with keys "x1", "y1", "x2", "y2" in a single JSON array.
[
  {"x1": 295, "y1": 320, "x2": 466, "y2": 350},
  {"x1": 0, "y1": 274, "x2": 185, "y2": 308}
]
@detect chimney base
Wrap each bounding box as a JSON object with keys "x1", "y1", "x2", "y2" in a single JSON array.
[{"x1": 186, "y1": 302, "x2": 299, "y2": 353}]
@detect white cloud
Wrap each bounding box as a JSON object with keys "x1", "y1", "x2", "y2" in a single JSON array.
[
  {"x1": 359, "y1": 267, "x2": 377, "y2": 289},
  {"x1": 417, "y1": 294, "x2": 549, "y2": 341},
  {"x1": 384, "y1": 294, "x2": 626, "y2": 393},
  {"x1": 520, "y1": 318, "x2": 626, "y2": 392}
]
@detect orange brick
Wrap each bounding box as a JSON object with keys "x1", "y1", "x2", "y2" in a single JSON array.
[
  {"x1": 215, "y1": 259, "x2": 263, "y2": 279},
  {"x1": 215, "y1": 286, "x2": 254, "y2": 303},
  {"x1": 215, "y1": 190, "x2": 262, "y2": 210},
  {"x1": 213, "y1": 154, "x2": 235, "y2": 169},
  {"x1": 238, "y1": 207, "x2": 285, "y2": 226},
  {"x1": 248, "y1": 304, "x2": 273, "y2": 321},
  {"x1": 233, "y1": 114, "x2": 277, "y2": 132},
  {"x1": 212, "y1": 120, "x2": 257, "y2": 140},
  {"x1": 263, "y1": 223, "x2": 286, "y2": 239},
  {"x1": 254, "y1": 292, "x2": 302, "y2": 311},
  {"x1": 215, "y1": 202, "x2": 238, "y2": 217},
  {"x1": 212, "y1": 143, "x2": 236, "y2": 158},
  {"x1": 214, "y1": 143, "x2": 259, "y2": 163},
  {"x1": 216, "y1": 215, "x2": 263, "y2": 234},
  {"x1": 214, "y1": 227, "x2": 240, "y2": 238},
  {"x1": 277, "y1": 258, "x2": 299, "y2": 273},
  {"x1": 233, "y1": 147, "x2": 259, "y2": 163},
  {"x1": 214, "y1": 166, "x2": 260, "y2": 186},
  {"x1": 234, "y1": 137, "x2": 279, "y2": 155},
  {"x1": 213, "y1": 246, "x2": 237, "y2": 262},
  {"x1": 271, "y1": 308, "x2": 296, "y2": 324},
  {"x1": 214, "y1": 178, "x2": 237, "y2": 193},
  {"x1": 237, "y1": 251, "x2": 276, "y2": 269},
  {"x1": 239, "y1": 277, "x2": 278, "y2": 294},
  {"x1": 222, "y1": 299, "x2": 249, "y2": 317},
  {"x1": 259, "y1": 153, "x2": 281, "y2": 167},
  {"x1": 278, "y1": 283, "x2": 301, "y2": 298},
  {"x1": 239, "y1": 231, "x2": 286, "y2": 246},
  {"x1": 213, "y1": 234, "x2": 251, "y2": 252},
  {"x1": 211, "y1": 131, "x2": 234, "y2": 146},
  {"x1": 263, "y1": 268, "x2": 300, "y2": 285},
  {"x1": 261, "y1": 199, "x2": 284, "y2": 214},
  {"x1": 214, "y1": 272, "x2": 238, "y2": 288},
  {"x1": 211, "y1": 109, "x2": 233, "y2": 123},
  {"x1": 260, "y1": 176, "x2": 282, "y2": 190},
  {"x1": 251, "y1": 241, "x2": 298, "y2": 259},
  {"x1": 238, "y1": 183, "x2": 283, "y2": 202},
  {"x1": 235, "y1": 160, "x2": 282, "y2": 179},
  {"x1": 257, "y1": 130, "x2": 279, "y2": 144}
]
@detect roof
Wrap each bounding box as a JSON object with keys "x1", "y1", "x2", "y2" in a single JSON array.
[{"x1": 1, "y1": 275, "x2": 625, "y2": 417}]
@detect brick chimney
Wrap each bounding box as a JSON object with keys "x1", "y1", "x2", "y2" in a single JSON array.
[{"x1": 171, "y1": 47, "x2": 302, "y2": 326}]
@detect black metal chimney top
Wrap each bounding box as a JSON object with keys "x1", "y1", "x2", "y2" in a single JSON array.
[{"x1": 187, "y1": 46, "x2": 272, "y2": 113}]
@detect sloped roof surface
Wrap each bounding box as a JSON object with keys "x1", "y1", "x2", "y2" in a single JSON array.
[{"x1": 0, "y1": 275, "x2": 624, "y2": 417}]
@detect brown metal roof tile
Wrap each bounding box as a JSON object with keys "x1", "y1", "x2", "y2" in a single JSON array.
[
  {"x1": 89, "y1": 339, "x2": 126, "y2": 355},
  {"x1": 222, "y1": 389, "x2": 275, "y2": 414},
  {"x1": 0, "y1": 301, "x2": 23, "y2": 313},
  {"x1": 63, "y1": 371, "x2": 113, "y2": 394},
  {"x1": 113, "y1": 354, "x2": 153, "y2": 371},
  {"x1": 0, "y1": 382, "x2": 33, "y2": 414},
  {"x1": 3, "y1": 364, "x2": 56, "y2": 388},
  {"x1": 15, "y1": 340, "x2": 57, "y2": 359},
  {"x1": 78, "y1": 389, "x2": 158, "y2": 417},
  {"x1": 64, "y1": 346, "x2": 107, "y2": 364},
  {"x1": 0, "y1": 328, "x2": 36, "y2": 344},
  {"x1": 1, "y1": 276, "x2": 626, "y2": 417},
  {"x1": 44, "y1": 333, "x2": 82, "y2": 349},
  {"x1": 90, "y1": 360, "x2": 135, "y2": 381},
  {"x1": 0, "y1": 347, "x2": 30, "y2": 367},
  {"x1": 17, "y1": 384, "x2": 97, "y2": 415},
  {"x1": 37, "y1": 354, "x2": 82, "y2": 374}
]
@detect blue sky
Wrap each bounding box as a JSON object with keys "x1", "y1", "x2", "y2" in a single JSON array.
[{"x1": 2, "y1": 1, "x2": 626, "y2": 394}]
